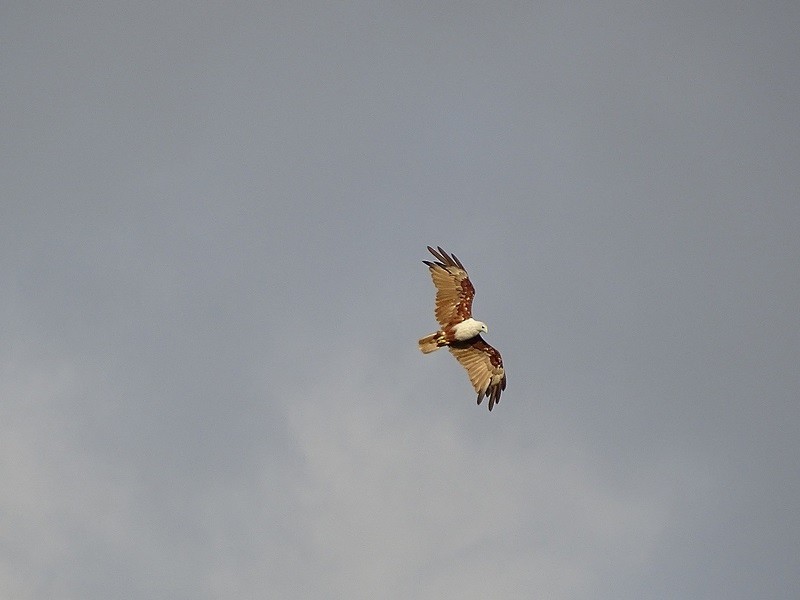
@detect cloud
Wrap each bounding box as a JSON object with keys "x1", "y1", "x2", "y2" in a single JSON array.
[{"x1": 280, "y1": 347, "x2": 693, "y2": 599}]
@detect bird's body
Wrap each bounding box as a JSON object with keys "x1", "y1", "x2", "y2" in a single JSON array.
[
  {"x1": 418, "y1": 246, "x2": 506, "y2": 411},
  {"x1": 418, "y1": 317, "x2": 487, "y2": 353}
]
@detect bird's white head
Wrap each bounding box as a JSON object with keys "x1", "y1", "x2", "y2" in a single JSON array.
[{"x1": 453, "y1": 318, "x2": 489, "y2": 341}]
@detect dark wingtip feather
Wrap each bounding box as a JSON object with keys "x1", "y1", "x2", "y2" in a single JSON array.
[
  {"x1": 427, "y1": 246, "x2": 441, "y2": 259},
  {"x1": 425, "y1": 246, "x2": 468, "y2": 271},
  {"x1": 484, "y1": 384, "x2": 502, "y2": 411},
  {"x1": 437, "y1": 246, "x2": 457, "y2": 268}
]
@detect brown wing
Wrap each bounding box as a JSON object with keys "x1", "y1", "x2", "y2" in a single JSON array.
[
  {"x1": 423, "y1": 246, "x2": 475, "y2": 327},
  {"x1": 448, "y1": 336, "x2": 507, "y2": 411}
]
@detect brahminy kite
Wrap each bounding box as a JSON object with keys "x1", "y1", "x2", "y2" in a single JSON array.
[{"x1": 418, "y1": 246, "x2": 507, "y2": 410}]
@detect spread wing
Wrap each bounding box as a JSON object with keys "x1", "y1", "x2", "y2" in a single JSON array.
[
  {"x1": 423, "y1": 246, "x2": 475, "y2": 327},
  {"x1": 448, "y1": 336, "x2": 507, "y2": 411}
]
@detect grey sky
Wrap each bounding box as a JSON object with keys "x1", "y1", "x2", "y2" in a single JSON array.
[{"x1": 2, "y1": 2, "x2": 799, "y2": 598}]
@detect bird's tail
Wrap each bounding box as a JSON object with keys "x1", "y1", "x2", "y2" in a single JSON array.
[{"x1": 418, "y1": 331, "x2": 446, "y2": 354}]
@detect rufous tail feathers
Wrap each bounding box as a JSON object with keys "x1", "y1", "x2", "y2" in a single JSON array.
[{"x1": 418, "y1": 332, "x2": 446, "y2": 354}]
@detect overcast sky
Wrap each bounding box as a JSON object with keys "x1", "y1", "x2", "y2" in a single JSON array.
[{"x1": 2, "y1": 2, "x2": 799, "y2": 599}]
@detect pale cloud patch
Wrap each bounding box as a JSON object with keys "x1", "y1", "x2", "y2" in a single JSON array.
[
  {"x1": 0, "y1": 354, "x2": 123, "y2": 597},
  {"x1": 282, "y1": 348, "x2": 694, "y2": 599}
]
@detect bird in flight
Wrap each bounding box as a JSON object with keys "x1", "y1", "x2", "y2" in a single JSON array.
[{"x1": 418, "y1": 246, "x2": 506, "y2": 411}]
